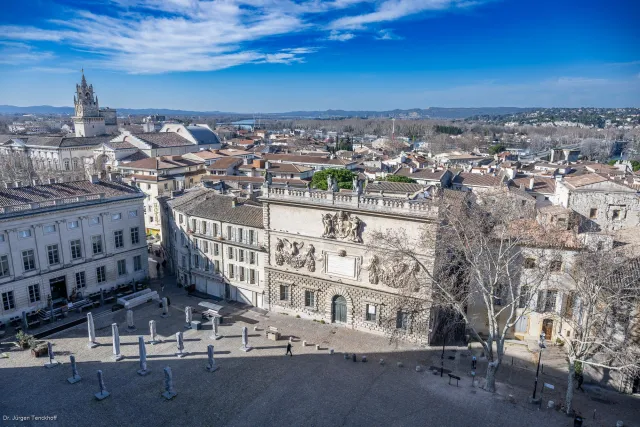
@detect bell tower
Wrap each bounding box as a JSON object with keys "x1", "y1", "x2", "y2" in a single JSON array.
[{"x1": 73, "y1": 69, "x2": 106, "y2": 137}]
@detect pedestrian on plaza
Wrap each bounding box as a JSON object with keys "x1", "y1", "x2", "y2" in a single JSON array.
[
  {"x1": 161, "y1": 283, "x2": 165, "y2": 293},
  {"x1": 156, "y1": 262, "x2": 160, "y2": 276},
  {"x1": 472, "y1": 355, "x2": 477, "y2": 370},
  {"x1": 577, "y1": 373, "x2": 584, "y2": 392},
  {"x1": 286, "y1": 342, "x2": 293, "y2": 357}
]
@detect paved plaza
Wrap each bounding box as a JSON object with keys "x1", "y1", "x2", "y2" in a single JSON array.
[{"x1": 1, "y1": 280, "x2": 638, "y2": 427}]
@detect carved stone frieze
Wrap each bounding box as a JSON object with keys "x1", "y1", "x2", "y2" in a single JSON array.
[
  {"x1": 366, "y1": 255, "x2": 421, "y2": 288},
  {"x1": 275, "y1": 238, "x2": 318, "y2": 272},
  {"x1": 321, "y1": 210, "x2": 363, "y2": 243}
]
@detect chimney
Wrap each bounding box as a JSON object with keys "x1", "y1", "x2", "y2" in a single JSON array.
[
  {"x1": 231, "y1": 198, "x2": 237, "y2": 208},
  {"x1": 265, "y1": 160, "x2": 270, "y2": 169},
  {"x1": 529, "y1": 177, "x2": 535, "y2": 190},
  {"x1": 14, "y1": 181, "x2": 21, "y2": 188},
  {"x1": 32, "y1": 179, "x2": 38, "y2": 186},
  {"x1": 49, "y1": 178, "x2": 56, "y2": 184}
]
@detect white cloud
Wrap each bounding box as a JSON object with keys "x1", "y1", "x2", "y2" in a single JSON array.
[
  {"x1": 375, "y1": 29, "x2": 403, "y2": 40},
  {"x1": 328, "y1": 30, "x2": 356, "y2": 41},
  {"x1": 0, "y1": 41, "x2": 55, "y2": 65},
  {"x1": 0, "y1": 0, "x2": 484, "y2": 73}
]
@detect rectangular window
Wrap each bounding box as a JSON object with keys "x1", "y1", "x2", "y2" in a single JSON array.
[
  {"x1": 227, "y1": 226, "x2": 233, "y2": 240},
  {"x1": 92, "y1": 235, "x2": 103, "y2": 255},
  {"x1": 117, "y1": 259, "x2": 127, "y2": 276},
  {"x1": 0, "y1": 255, "x2": 10, "y2": 277},
  {"x1": 396, "y1": 311, "x2": 408, "y2": 330},
  {"x1": 249, "y1": 269, "x2": 256, "y2": 284},
  {"x1": 194, "y1": 239, "x2": 199, "y2": 249},
  {"x1": 589, "y1": 208, "x2": 597, "y2": 219},
  {"x1": 279, "y1": 285, "x2": 290, "y2": 301},
  {"x1": 96, "y1": 266, "x2": 106, "y2": 283},
  {"x1": 129, "y1": 209, "x2": 138, "y2": 218},
  {"x1": 249, "y1": 251, "x2": 255, "y2": 264},
  {"x1": 238, "y1": 228, "x2": 244, "y2": 242},
  {"x1": 228, "y1": 247, "x2": 234, "y2": 259},
  {"x1": 43, "y1": 224, "x2": 57, "y2": 234},
  {"x1": 204, "y1": 259, "x2": 210, "y2": 271},
  {"x1": 212, "y1": 223, "x2": 218, "y2": 236},
  {"x1": 544, "y1": 290, "x2": 558, "y2": 312},
  {"x1": 70, "y1": 239, "x2": 82, "y2": 260},
  {"x1": 550, "y1": 260, "x2": 562, "y2": 273},
  {"x1": 114, "y1": 230, "x2": 124, "y2": 249},
  {"x1": 133, "y1": 255, "x2": 142, "y2": 271},
  {"x1": 2, "y1": 290, "x2": 15, "y2": 311},
  {"x1": 191, "y1": 219, "x2": 196, "y2": 231},
  {"x1": 47, "y1": 244, "x2": 60, "y2": 265},
  {"x1": 202, "y1": 221, "x2": 207, "y2": 234},
  {"x1": 524, "y1": 258, "x2": 536, "y2": 269},
  {"x1": 228, "y1": 264, "x2": 235, "y2": 278},
  {"x1": 179, "y1": 214, "x2": 184, "y2": 224},
  {"x1": 75, "y1": 271, "x2": 86, "y2": 289},
  {"x1": 239, "y1": 250, "x2": 245, "y2": 263},
  {"x1": 612, "y1": 209, "x2": 621, "y2": 220},
  {"x1": 182, "y1": 256, "x2": 187, "y2": 268},
  {"x1": 194, "y1": 255, "x2": 200, "y2": 269},
  {"x1": 18, "y1": 229, "x2": 32, "y2": 239},
  {"x1": 22, "y1": 249, "x2": 36, "y2": 272},
  {"x1": 214, "y1": 244, "x2": 219, "y2": 256},
  {"x1": 203, "y1": 241, "x2": 209, "y2": 254},
  {"x1": 305, "y1": 290, "x2": 315, "y2": 307},
  {"x1": 0, "y1": 234, "x2": 4, "y2": 242},
  {"x1": 249, "y1": 230, "x2": 255, "y2": 245},
  {"x1": 67, "y1": 220, "x2": 79, "y2": 230},
  {"x1": 130, "y1": 227, "x2": 140, "y2": 245},
  {"x1": 366, "y1": 304, "x2": 377, "y2": 322},
  {"x1": 238, "y1": 266, "x2": 245, "y2": 281},
  {"x1": 28, "y1": 284, "x2": 40, "y2": 303},
  {"x1": 214, "y1": 260, "x2": 220, "y2": 273},
  {"x1": 112, "y1": 213, "x2": 122, "y2": 221},
  {"x1": 518, "y1": 286, "x2": 530, "y2": 309},
  {"x1": 89, "y1": 216, "x2": 100, "y2": 226}
]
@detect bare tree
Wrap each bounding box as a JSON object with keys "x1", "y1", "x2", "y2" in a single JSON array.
[
  {"x1": 368, "y1": 191, "x2": 553, "y2": 392},
  {"x1": 557, "y1": 251, "x2": 640, "y2": 415}
]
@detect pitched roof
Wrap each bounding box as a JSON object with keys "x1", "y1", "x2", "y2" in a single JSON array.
[
  {"x1": 168, "y1": 189, "x2": 263, "y2": 228},
  {"x1": 201, "y1": 175, "x2": 308, "y2": 188},
  {"x1": 207, "y1": 157, "x2": 243, "y2": 170},
  {"x1": 262, "y1": 154, "x2": 354, "y2": 166},
  {"x1": 185, "y1": 150, "x2": 226, "y2": 160},
  {"x1": 132, "y1": 132, "x2": 193, "y2": 148},
  {"x1": 119, "y1": 151, "x2": 150, "y2": 163},
  {"x1": 563, "y1": 173, "x2": 609, "y2": 188},
  {"x1": 21, "y1": 135, "x2": 114, "y2": 148},
  {"x1": 365, "y1": 181, "x2": 426, "y2": 195},
  {"x1": 120, "y1": 155, "x2": 202, "y2": 170},
  {"x1": 0, "y1": 180, "x2": 140, "y2": 208},
  {"x1": 510, "y1": 175, "x2": 556, "y2": 194},
  {"x1": 453, "y1": 173, "x2": 504, "y2": 187}
]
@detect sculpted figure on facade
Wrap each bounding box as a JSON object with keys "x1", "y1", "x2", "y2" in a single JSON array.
[
  {"x1": 321, "y1": 211, "x2": 363, "y2": 243},
  {"x1": 365, "y1": 256, "x2": 421, "y2": 288},
  {"x1": 274, "y1": 238, "x2": 317, "y2": 272}
]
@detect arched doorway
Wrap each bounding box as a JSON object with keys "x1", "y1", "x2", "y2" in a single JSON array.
[{"x1": 332, "y1": 295, "x2": 347, "y2": 323}]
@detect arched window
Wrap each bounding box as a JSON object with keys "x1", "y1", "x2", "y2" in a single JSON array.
[
  {"x1": 64, "y1": 159, "x2": 70, "y2": 171},
  {"x1": 73, "y1": 159, "x2": 78, "y2": 169}
]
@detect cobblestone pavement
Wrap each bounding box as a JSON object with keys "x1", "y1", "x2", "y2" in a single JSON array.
[{"x1": 0, "y1": 276, "x2": 637, "y2": 427}]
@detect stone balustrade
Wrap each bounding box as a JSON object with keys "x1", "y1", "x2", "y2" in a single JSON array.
[
  {"x1": 261, "y1": 186, "x2": 438, "y2": 218},
  {"x1": 0, "y1": 193, "x2": 107, "y2": 215}
]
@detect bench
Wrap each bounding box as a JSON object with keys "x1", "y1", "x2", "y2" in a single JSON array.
[
  {"x1": 448, "y1": 374, "x2": 461, "y2": 387},
  {"x1": 266, "y1": 326, "x2": 281, "y2": 341}
]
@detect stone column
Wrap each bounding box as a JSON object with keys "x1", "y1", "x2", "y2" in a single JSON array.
[
  {"x1": 137, "y1": 336, "x2": 150, "y2": 376},
  {"x1": 111, "y1": 323, "x2": 124, "y2": 361},
  {"x1": 45, "y1": 342, "x2": 60, "y2": 368},
  {"x1": 161, "y1": 297, "x2": 169, "y2": 318},
  {"x1": 162, "y1": 366, "x2": 177, "y2": 400},
  {"x1": 210, "y1": 316, "x2": 222, "y2": 340},
  {"x1": 67, "y1": 355, "x2": 81, "y2": 383},
  {"x1": 175, "y1": 331, "x2": 187, "y2": 358},
  {"x1": 240, "y1": 326, "x2": 252, "y2": 352},
  {"x1": 206, "y1": 344, "x2": 219, "y2": 372},
  {"x1": 184, "y1": 306, "x2": 193, "y2": 329},
  {"x1": 95, "y1": 370, "x2": 110, "y2": 400},
  {"x1": 87, "y1": 312, "x2": 98, "y2": 348},
  {"x1": 127, "y1": 310, "x2": 136, "y2": 331},
  {"x1": 148, "y1": 320, "x2": 160, "y2": 345}
]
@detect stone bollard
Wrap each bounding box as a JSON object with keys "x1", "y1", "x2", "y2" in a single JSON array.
[
  {"x1": 362, "y1": 356, "x2": 367, "y2": 363},
  {"x1": 289, "y1": 336, "x2": 293, "y2": 343},
  {"x1": 111, "y1": 323, "x2": 124, "y2": 361},
  {"x1": 137, "y1": 336, "x2": 150, "y2": 376},
  {"x1": 95, "y1": 370, "x2": 110, "y2": 400},
  {"x1": 379, "y1": 359, "x2": 385, "y2": 366},
  {"x1": 87, "y1": 312, "x2": 98, "y2": 348},
  {"x1": 127, "y1": 309, "x2": 136, "y2": 331},
  {"x1": 547, "y1": 401, "x2": 554, "y2": 409},
  {"x1": 67, "y1": 355, "x2": 81, "y2": 383},
  {"x1": 148, "y1": 320, "x2": 160, "y2": 345},
  {"x1": 45, "y1": 342, "x2": 60, "y2": 368},
  {"x1": 161, "y1": 297, "x2": 169, "y2": 318},
  {"x1": 416, "y1": 365, "x2": 423, "y2": 372},
  {"x1": 330, "y1": 349, "x2": 334, "y2": 355},
  {"x1": 240, "y1": 326, "x2": 252, "y2": 352},
  {"x1": 175, "y1": 332, "x2": 187, "y2": 358},
  {"x1": 162, "y1": 366, "x2": 177, "y2": 400},
  {"x1": 616, "y1": 421, "x2": 624, "y2": 427},
  {"x1": 316, "y1": 344, "x2": 320, "y2": 351},
  {"x1": 253, "y1": 326, "x2": 258, "y2": 331},
  {"x1": 206, "y1": 344, "x2": 219, "y2": 372},
  {"x1": 302, "y1": 340, "x2": 307, "y2": 347},
  {"x1": 397, "y1": 362, "x2": 404, "y2": 368}
]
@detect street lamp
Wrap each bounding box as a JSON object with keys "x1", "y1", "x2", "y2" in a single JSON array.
[{"x1": 532, "y1": 333, "x2": 546, "y2": 400}]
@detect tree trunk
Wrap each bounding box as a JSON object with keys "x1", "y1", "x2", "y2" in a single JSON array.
[
  {"x1": 484, "y1": 360, "x2": 500, "y2": 392},
  {"x1": 565, "y1": 359, "x2": 575, "y2": 415}
]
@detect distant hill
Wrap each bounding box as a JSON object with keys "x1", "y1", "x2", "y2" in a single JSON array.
[{"x1": 0, "y1": 105, "x2": 535, "y2": 119}]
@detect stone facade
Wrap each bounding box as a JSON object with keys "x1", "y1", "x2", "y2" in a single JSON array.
[{"x1": 260, "y1": 185, "x2": 437, "y2": 343}]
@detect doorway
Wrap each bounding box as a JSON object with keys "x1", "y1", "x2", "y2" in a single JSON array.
[
  {"x1": 542, "y1": 319, "x2": 554, "y2": 340},
  {"x1": 332, "y1": 295, "x2": 347, "y2": 323},
  {"x1": 49, "y1": 276, "x2": 68, "y2": 303}
]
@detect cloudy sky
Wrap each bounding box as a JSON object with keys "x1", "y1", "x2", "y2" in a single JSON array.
[{"x1": 0, "y1": 0, "x2": 638, "y2": 111}]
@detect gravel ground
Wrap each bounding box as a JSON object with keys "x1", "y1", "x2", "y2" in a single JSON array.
[{"x1": 0, "y1": 283, "x2": 634, "y2": 427}]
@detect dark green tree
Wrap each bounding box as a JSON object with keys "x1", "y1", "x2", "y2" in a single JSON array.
[{"x1": 311, "y1": 169, "x2": 355, "y2": 190}]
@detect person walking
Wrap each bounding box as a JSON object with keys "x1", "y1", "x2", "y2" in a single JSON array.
[
  {"x1": 160, "y1": 283, "x2": 165, "y2": 293},
  {"x1": 286, "y1": 342, "x2": 293, "y2": 357},
  {"x1": 577, "y1": 373, "x2": 585, "y2": 392}
]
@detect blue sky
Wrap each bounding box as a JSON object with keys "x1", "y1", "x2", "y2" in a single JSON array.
[{"x1": 0, "y1": 0, "x2": 638, "y2": 112}]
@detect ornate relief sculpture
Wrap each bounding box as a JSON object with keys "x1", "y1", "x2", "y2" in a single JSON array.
[
  {"x1": 275, "y1": 238, "x2": 317, "y2": 272},
  {"x1": 321, "y1": 211, "x2": 363, "y2": 243},
  {"x1": 365, "y1": 256, "x2": 421, "y2": 288}
]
